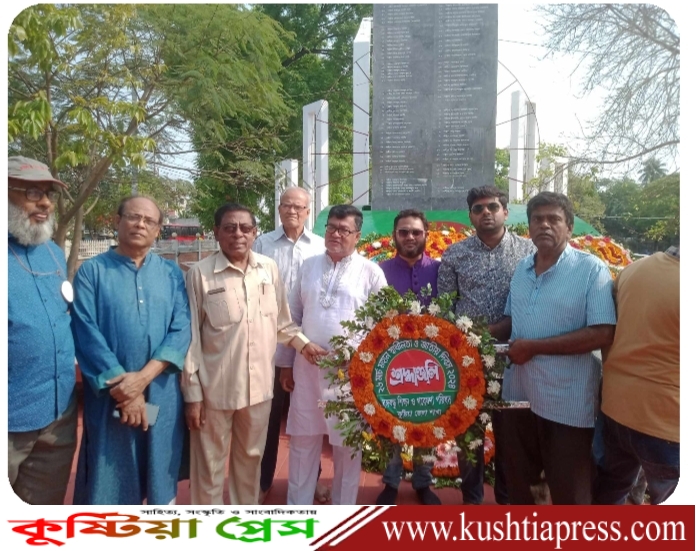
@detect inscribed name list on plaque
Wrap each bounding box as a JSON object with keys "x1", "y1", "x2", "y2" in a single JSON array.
[{"x1": 372, "y1": 4, "x2": 498, "y2": 211}]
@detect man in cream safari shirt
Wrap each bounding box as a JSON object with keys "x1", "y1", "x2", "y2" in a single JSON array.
[{"x1": 183, "y1": 203, "x2": 326, "y2": 505}]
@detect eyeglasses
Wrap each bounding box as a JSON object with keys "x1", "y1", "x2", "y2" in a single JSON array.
[
  {"x1": 9, "y1": 186, "x2": 60, "y2": 203},
  {"x1": 220, "y1": 223, "x2": 256, "y2": 235},
  {"x1": 280, "y1": 203, "x2": 308, "y2": 212},
  {"x1": 471, "y1": 202, "x2": 503, "y2": 215},
  {"x1": 396, "y1": 229, "x2": 425, "y2": 238},
  {"x1": 120, "y1": 212, "x2": 160, "y2": 229},
  {"x1": 325, "y1": 224, "x2": 359, "y2": 237}
]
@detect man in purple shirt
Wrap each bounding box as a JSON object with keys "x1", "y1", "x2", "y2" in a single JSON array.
[{"x1": 376, "y1": 209, "x2": 441, "y2": 505}]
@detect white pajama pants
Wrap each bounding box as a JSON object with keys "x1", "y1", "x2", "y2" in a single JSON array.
[{"x1": 287, "y1": 434, "x2": 362, "y2": 505}]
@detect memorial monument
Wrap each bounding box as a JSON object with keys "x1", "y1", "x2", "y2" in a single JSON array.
[{"x1": 371, "y1": 4, "x2": 498, "y2": 211}]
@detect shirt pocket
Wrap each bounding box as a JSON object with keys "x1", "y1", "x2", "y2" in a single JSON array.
[
  {"x1": 259, "y1": 283, "x2": 277, "y2": 318},
  {"x1": 205, "y1": 291, "x2": 243, "y2": 328}
]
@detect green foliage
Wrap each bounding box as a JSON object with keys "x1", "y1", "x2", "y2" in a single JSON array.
[
  {"x1": 494, "y1": 148, "x2": 510, "y2": 195},
  {"x1": 639, "y1": 157, "x2": 668, "y2": 184}
]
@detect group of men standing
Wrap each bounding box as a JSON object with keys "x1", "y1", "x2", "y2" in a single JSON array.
[{"x1": 8, "y1": 155, "x2": 680, "y2": 507}]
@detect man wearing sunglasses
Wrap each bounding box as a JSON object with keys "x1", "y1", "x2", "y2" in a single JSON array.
[
  {"x1": 438, "y1": 186, "x2": 535, "y2": 505},
  {"x1": 183, "y1": 203, "x2": 326, "y2": 505},
  {"x1": 8, "y1": 156, "x2": 78, "y2": 505},
  {"x1": 375, "y1": 209, "x2": 442, "y2": 505}
]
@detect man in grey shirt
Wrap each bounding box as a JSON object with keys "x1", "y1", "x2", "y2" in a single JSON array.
[
  {"x1": 252, "y1": 186, "x2": 327, "y2": 504},
  {"x1": 438, "y1": 186, "x2": 535, "y2": 505}
]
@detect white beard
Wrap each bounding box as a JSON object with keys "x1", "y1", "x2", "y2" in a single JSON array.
[{"x1": 8, "y1": 202, "x2": 55, "y2": 246}]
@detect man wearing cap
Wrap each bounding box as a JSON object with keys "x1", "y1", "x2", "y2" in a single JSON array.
[{"x1": 8, "y1": 156, "x2": 78, "y2": 504}]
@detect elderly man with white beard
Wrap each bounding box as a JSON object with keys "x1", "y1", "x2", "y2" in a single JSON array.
[{"x1": 8, "y1": 156, "x2": 78, "y2": 504}]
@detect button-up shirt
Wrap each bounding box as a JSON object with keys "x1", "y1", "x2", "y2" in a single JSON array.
[
  {"x1": 9, "y1": 235, "x2": 75, "y2": 432},
  {"x1": 380, "y1": 254, "x2": 440, "y2": 301},
  {"x1": 438, "y1": 229, "x2": 536, "y2": 323},
  {"x1": 252, "y1": 226, "x2": 324, "y2": 364},
  {"x1": 502, "y1": 245, "x2": 617, "y2": 428},
  {"x1": 182, "y1": 251, "x2": 309, "y2": 410}
]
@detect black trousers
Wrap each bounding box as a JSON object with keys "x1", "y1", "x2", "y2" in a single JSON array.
[
  {"x1": 498, "y1": 409, "x2": 594, "y2": 504},
  {"x1": 260, "y1": 367, "x2": 321, "y2": 492}
]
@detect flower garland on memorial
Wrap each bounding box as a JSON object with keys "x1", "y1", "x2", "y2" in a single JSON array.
[
  {"x1": 317, "y1": 286, "x2": 507, "y2": 466},
  {"x1": 569, "y1": 235, "x2": 632, "y2": 278}
]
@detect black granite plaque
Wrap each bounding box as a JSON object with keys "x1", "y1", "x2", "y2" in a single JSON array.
[{"x1": 372, "y1": 4, "x2": 498, "y2": 211}]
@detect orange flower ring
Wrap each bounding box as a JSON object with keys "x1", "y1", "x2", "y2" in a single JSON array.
[{"x1": 349, "y1": 314, "x2": 485, "y2": 448}]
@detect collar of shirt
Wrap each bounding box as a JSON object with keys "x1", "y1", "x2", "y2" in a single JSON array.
[
  {"x1": 107, "y1": 247, "x2": 152, "y2": 269},
  {"x1": 270, "y1": 225, "x2": 315, "y2": 244},
  {"x1": 470, "y1": 227, "x2": 513, "y2": 252},
  {"x1": 214, "y1": 249, "x2": 261, "y2": 274},
  {"x1": 390, "y1": 253, "x2": 436, "y2": 270},
  {"x1": 524, "y1": 242, "x2": 572, "y2": 278}
]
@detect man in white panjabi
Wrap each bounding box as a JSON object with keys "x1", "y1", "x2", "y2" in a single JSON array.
[{"x1": 283, "y1": 205, "x2": 388, "y2": 505}]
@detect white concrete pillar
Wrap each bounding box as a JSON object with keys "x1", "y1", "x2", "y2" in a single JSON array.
[
  {"x1": 274, "y1": 159, "x2": 299, "y2": 230},
  {"x1": 353, "y1": 17, "x2": 372, "y2": 207},
  {"x1": 303, "y1": 100, "x2": 329, "y2": 231},
  {"x1": 554, "y1": 157, "x2": 568, "y2": 195},
  {"x1": 524, "y1": 101, "x2": 537, "y2": 190},
  {"x1": 508, "y1": 91, "x2": 525, "y2": 201}
]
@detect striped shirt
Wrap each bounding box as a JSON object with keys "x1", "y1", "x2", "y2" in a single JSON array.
[
  {"x1": 502, "y1": 245, "x2": 617, "y2": 428},
  {"x1": 252, "y1": 226, "x2": 325, "y2": 366}
]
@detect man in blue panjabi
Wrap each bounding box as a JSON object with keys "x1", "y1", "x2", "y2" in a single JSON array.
[{"x1": 72, "y1": 196, "x2": 191, "y2": 505}]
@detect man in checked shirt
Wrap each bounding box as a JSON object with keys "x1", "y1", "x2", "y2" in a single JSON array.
[{"x1": 438, "y1": 186, "x2": 535, "y2": 505}]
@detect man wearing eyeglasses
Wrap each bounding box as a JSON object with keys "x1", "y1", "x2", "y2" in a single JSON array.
[
  {"x1": 183, "y1": 203, "x2": 326, "y2": 505},
  {"x1": 374, "y1": 209, "x2": 442, "y2": 505},
  {"x1": 71, "y1": 195, "x2": 192, "y2": 505},
  {"x1": 438, "y1": 186, "x2": 535, "y2": 505},
  {"x1": 251, "y1": 187, "x2": 330, "y2": 505},
  {"x1": 285, "y1": 204, "x2": 388, "y2": 504},
  {"x1": 8, "y1": 156, "x2": 78, "y2": 504}
]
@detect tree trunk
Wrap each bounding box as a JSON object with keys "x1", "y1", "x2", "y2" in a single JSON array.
[{"x1": 67, "y1": 205, "x2": 84, "y2": 281}]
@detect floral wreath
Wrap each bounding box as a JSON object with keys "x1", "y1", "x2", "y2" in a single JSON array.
[{"x1": 318, "y1": 286, "x2": 506, "y2": 465}]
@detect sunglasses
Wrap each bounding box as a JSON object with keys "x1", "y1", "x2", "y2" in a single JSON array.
[
  {"x1": 396, "y1": 229, "x2": 425, "y2": 238},
  {"x1": 325, "y1": 224, "x2": 359, "y2": 237},
  {"x1": 220, "y1": 223, "x2": 256, "y2": 235},
  {"x1": 471, "y1": 202, "x2": 502, "y2": 215}
]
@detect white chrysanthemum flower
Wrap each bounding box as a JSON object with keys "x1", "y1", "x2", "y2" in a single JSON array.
[
  {"x1": 385, "y1": 309, "x2": 399, "y2": 319},
  {"x1": 467, "y1": 333, "x2": 482, "y2": 347},
  {"x1": 482, "y1": 355, "x2": 495, "y2": 369},
  {"x1": 421, "y1": 455, "x2": 437, "y2": 464},
  {"x1": 461, "y1": 355, "x2": 475, "y2": 367},
  {"x1": 405, "y1": 472, "x2": 413, "y2": 481},
  {"x1": 487, "y1": 381, "x2": 501, "y2": 396},
  {"x1": 486, "y1": 422, "x2": 493, "y2": 432},
  {"x1": 431, "y1": 478, "x2": 438, "y2": 484},
  {"x1": 451, "y1": 446, "x2": 461, "y2": 453},
  {"x1": 372, "y1": 241, "x2": 382, "y2": 249},
  {"x1": 424, "y1": 324, "x2": 439, "y2": 338},
  {"x1": 433, "y1": 426, "x2": 446, "y2": 439},
  {"x1": 392, "y1": 425, "x2": 407, "y2": 442},
  {"x1": 479, "y1": 412, "x2": 491, "y2": 424},
  {"x1": 427, "y1": 303, "x2": 441, "y2": 315},
  {"x1": 409, "y1": 300, "x2": 422, "y2": 315},
  {"x1": 468, "y1": 439, "x2": 483, "y2": 450},
  {"x1": 463, "y1": 395, "x2": 478, "y2": 410},
  {"x1": 387, "y1": 325, "x2": 401, "y2": 340},
  {"x1": 441, "y1": 230, "x2": 450, "y2": 236},
  {"x1": 359, "y1": 250, "x2": 367, "y2": 256},
  {"x1": 341, "y1": 412, "x2": 350, "y2": 422},
  {"x1": 455, "y1": 478, "x2": 462, "y2": 484},
  {"x1": 456, "y1": 316, "x2": 473, "y2": 331},
  {"x1": 363, "y1": 403, "x2": 376, "y2": 416},
  {"x1": 343, "y1": 348, "x2": 351, "y2": 362},
  {"x1": 317, "y1": 400, "x2": 327, "y2": 409},
  {"x1": 364, "y1": 316, "x2": 376, "y2": 330},
  {"x1": 359, "y1": 351, "x2": 374, "y2": 363}
]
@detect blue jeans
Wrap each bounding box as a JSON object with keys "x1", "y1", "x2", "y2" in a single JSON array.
[
  {"x1": 593, "y1": 413, "x2": 679, "y2": 505},
  {"x1": 382, "y1": 445, "x2": 432, "y2": 490}
]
